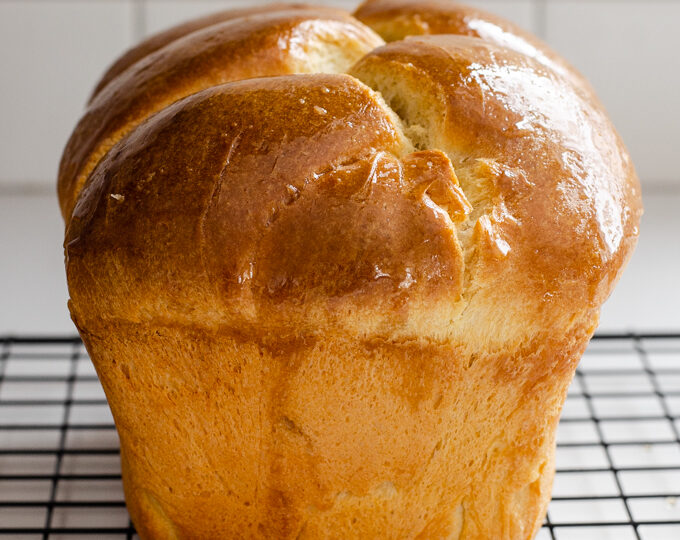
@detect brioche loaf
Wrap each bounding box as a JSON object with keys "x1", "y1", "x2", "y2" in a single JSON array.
[{"x1": 61, "y1": 1, "x2": 642, "y2": 538}]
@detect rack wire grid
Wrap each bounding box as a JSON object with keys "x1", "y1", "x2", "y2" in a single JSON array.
[{"x1": 0, "y1": 334, "x2": 679, "y2": 539}]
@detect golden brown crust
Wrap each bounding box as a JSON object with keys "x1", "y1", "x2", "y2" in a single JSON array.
[
  {"x1": 66, "y1": 73, "x2": 469, "y2": 341},
  {"x1": 354, "y1": 0, "x2": 588, "y2": 90},
  {"x1": 349, "y1": 35, "x2": 641, "y2": 346},
  {"x1": 58, "y1": 8, "x2": 383, "y2": 221},
  {"x1": 61, "y1": 2, "x2": 642, "y2": 539},
  {"x1": 78, "y1": 320, "x2": 590, "y2": 539},
  {"x1": 65, "y1": 35, "x2": 643, "y2": 346},
  {"x1": 90, "y1": 3, "x2": 326, "y2": 100}
]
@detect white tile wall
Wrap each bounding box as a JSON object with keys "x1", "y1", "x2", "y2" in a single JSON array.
[
  {"x1": 0, "y1": 0, "x2": 677, "y2": 189},
  {"x1": 545, "y1": 1, "x2": 680, "y2": 186},
  {"x1": 0, "y1": 1, "x2": 136, "y2": 188}
]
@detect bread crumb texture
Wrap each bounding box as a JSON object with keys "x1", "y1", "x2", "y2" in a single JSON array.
[{"x1": 61, "y1": 1, "x2": 642, "y2": 538}]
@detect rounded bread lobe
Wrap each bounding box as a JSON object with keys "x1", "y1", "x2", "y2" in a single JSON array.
[
  {"x1": 349, "y1": 35, "x2": 641, "y2": 344},
  {"x1": 65, "y1": 74, "x2": 467, "y2": 340},
  {"x1": 90, "y1": 3, "x2": 331, "y2": 100},
  {"x1": 58, "y1": 8, "x2": 384, "y2": 221},
  {"x1": 354, "y1": 0, "x2": 589, "y2": 91}
]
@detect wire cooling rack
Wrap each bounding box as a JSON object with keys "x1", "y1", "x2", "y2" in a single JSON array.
[{"x1": 0, "y1": 334, "x2": 679, "y2": 539}]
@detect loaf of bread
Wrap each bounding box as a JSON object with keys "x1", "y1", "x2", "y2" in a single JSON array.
[{"x1": 60, "y1": 1, "x2": 642, "y2": 538}]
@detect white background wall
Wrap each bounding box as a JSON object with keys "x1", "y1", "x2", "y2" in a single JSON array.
[
  {"x1": 1, "y1": 0, "x2": 678, "y2": 192},
  {"x1": 0, "y1": 0, "x2": 678, "y2": 334}
]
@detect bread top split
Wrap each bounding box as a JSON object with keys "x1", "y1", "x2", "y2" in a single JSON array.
[{"x1": 62, "y1": 0, "x2": 642, "y2": 349}]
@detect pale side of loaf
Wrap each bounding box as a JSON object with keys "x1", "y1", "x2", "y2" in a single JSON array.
[{"x1": 60, "y1": 1, "x2": 642, "y2": 538}]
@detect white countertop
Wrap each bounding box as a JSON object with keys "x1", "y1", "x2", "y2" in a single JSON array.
[{"x1": 0, "y1": 190, "x2": 678, "y2": 336}]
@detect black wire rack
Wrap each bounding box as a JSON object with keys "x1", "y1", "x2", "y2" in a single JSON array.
[{"x1": 1, "y1": 334, "x2": 679, "y2": 539}]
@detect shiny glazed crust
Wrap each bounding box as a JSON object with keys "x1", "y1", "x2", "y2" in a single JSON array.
[
  {"x1": 58, "y1": 7, "x2": 384, "y2": 221},
  {"x1": 61, "y1": 1, "x2": 642, "y2": 538},
  {"x1": 353, "y1": 0, "x2": 588, "y2": 89}
]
